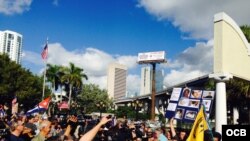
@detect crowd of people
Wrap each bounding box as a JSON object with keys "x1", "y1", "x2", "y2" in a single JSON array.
[{"x1": 0, "y1": 112, "x2": 222, "y2": 141}]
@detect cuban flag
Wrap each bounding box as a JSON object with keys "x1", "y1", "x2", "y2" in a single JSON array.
[{"x1": 26, "y1": 97, "x2": 51, "y2": 115}]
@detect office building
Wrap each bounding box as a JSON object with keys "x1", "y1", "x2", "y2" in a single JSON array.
[
  {"x1": 140, "y1": 66, "x2": 164, "y2": 95},
  {"x1": 0, "y1": 30, "x2": 23, "y2": 64},
  {"x1": 107, "y1": 63, "x2": 127, "y2": 101}
]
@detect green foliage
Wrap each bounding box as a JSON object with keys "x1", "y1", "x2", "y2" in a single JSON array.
[
  {"x1": 61, "y1": 62, "x2": 88, "y2": 106},
  {"x1": 77, "y1": 84, "x2": 111, "y2": 114},
  {"x1": 0, "y1": 54, "x2": 49, "y2": 110},
  {"x1": 240, "y1": 25, "x2": 250, "y2": 42},
  {"x1": 116, "y1": 106, "x2": 134, "y2": 118},
  {"x1": 226, "y1": 78, "x2": 250, "y2": 124},
  {"x1": 46, "y1": 64, "x2": 63, "y2": 92},
  {"x1": 204, "y1": 79, "x2": 215, "y2": 90},
  {"x1": 158, "y1": 113, "x2": 166, "y2": 124}
]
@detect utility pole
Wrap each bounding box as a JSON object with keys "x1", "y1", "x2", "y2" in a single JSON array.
[
  {"x1": 137, "y1": 51, "x2": 166, "y2": 120},
  {"x1": 151, "y1": 63, "x2": 156, "y2": 120}
]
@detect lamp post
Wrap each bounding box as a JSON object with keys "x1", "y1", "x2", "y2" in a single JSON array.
[
  {"x1": 96, "y1": 101, "x2": 106, "y2": 118},
  {"x1": 110, "y1": 103, "x2": 116, "y2": 113},
  {"x1": 131, "y1": 99, "x2": 143, "y2": 121}
]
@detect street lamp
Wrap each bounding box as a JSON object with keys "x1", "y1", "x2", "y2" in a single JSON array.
[
  {"x1": 96, "y1": 101, "x2": 106, "y2": 118},
  {"x1": 110, "y1": 103, "x2": 116, "y2": 112},
  {"x1": 131, "y1": 99, "x2": 143, "y2": 121}
]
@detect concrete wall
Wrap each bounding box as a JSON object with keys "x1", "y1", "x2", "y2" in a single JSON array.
[{"x1": 214, "y1": 12, "x2": 250, "y2": 80}]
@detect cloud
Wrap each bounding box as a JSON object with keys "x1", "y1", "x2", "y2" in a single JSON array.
[
  {"x1": 126, "y1": 74, "x2": 141, "y2": 96},
  {"x1": 138, "y1": 0, "x2": 250, "y2": 39},
  {"x1": 22, "y1": 50, "x2": 43, "y2": 65},
  {"x1": 163, "y1": 40, "x2": 213, "y2": 87},
  {"x1": 117, "y1": 56, "x2": 138, "y2": 69},
  {"x1": 0, "y1": 0, "x2": 32, "y2": 15},
  {"x1": 22, "y1": 40, "x2": 213, "y2": 95},
  {"x1": 22, "y1": 43, "x2": 139, "y2": 91}
]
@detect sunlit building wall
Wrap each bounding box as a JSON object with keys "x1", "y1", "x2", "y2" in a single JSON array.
[
  {"x1": 0, "y1": 30, "x2": 23, "y2": 64},
  {"x1": 107, "y1": 63, "x2": 127, "y2": 101}
]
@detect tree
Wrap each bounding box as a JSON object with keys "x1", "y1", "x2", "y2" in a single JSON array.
[
  {"x1": 46, "y1": 64, "x2": 61, "y2": 93},
  {"x1": 226, "y1": 78, "x2": 250, "y2": 124},
  {"x1": 77, "y1": 84, "x2": 111, "y2": 114},
  {"x1": 0, "y1": 54, "x2": 49, "y2": 111},
  {"x1": 240, "y1": 25, "x2": 250, "y2": 42},
  {"x1": 61, "y1": 62, "x2": 88, "y2": 108}
]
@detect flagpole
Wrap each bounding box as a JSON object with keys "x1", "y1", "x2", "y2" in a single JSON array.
[{"x1": 42, "y1": 38, "x2": 48, "y2": 100}]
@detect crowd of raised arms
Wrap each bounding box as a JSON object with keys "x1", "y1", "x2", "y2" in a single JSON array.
[{"x1": 0, "y1": 113, "x2": 221, "y2": 141}]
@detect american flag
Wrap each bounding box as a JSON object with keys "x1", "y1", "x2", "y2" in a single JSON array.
[
  {"x1": 12, "y1": 96, "x2": 17, "y2": 105},
  {"x1": 41, "y1": 44, "x2": 48, "y2": 60}
]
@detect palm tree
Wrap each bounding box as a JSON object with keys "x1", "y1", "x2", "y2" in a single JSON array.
[
  {"x1": 61, "y1": 62, "x2": 88, "y2": 108},
  {"x1": 46, "y1": 64, "x2": 61, "y2": 93},
  {"x1": 226, "y1": 78, "x2": 250, "y2": 124}
]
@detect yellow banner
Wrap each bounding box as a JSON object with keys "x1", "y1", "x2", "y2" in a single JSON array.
[{"x1": 187, "y1": 106, "x2": 209, "y2": 141}]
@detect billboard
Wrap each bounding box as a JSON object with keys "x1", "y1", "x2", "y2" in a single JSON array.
[
  {"x1": 138, "y1": 51, "x2": 165, "y2": 63},
  {"x1": 165, "y1": 87, "x2": 215, "y2": 122}
]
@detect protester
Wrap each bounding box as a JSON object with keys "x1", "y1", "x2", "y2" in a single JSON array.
[
  {"x1": 31, "y1": 120, "x2": 51, "y2": 141},
  {"x1": 155, "y1": 127, "x2": 168, "y2": 141},
  {"x1": 213, "y1": 131, "x2": 221, "y2": 141},
  {"x1": 79, "y1": 116, "x2": 111, "y2": 141},
  {"x1": 169, "y1": 118, "x2": 187, "y2": 141},
  {"x1": 9, "y1": 119, "x2": 25, "y2": 141}
]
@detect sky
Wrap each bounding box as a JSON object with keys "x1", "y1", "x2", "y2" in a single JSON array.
[{"x1": 0, "y1": 0, "x2": 250, "y2": 95}]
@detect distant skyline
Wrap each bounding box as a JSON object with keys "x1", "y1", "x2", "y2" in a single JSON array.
[{"x1": 1, "y1": 0, "x2": 250, "y2": 94}]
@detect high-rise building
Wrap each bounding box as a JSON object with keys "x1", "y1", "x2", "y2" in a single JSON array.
[
  {"x1": 155, "y1": 69, "x2": 164, "y2": 92},
  {"x1": 0, "y1": 30, "x2": 23, "y2": 64},
  {"x1": 140, "y1": 66, "x2": 152, "y2": 95},
  {"x1": 140, "y1": 66, "x2": 164, "y2": 96},
  {"x1": 107, "y1": 63, "x2": 127, "y2": 101}
]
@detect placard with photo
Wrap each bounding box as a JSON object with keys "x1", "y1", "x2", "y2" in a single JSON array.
[
  {"x1": 165, "y1": 87, "x2": 215, "y2": 122},
  {"x1": 202, "y1": 99, "x2": 212, "y2": 112},
  {"x1": 190, "y1": 90, "x2": 202, "y2": 99},
  {"x1": 188, "y1": 99, "x2": 200, "y2": 108},
  {"x1": 178, "y1": 97, "x2": 190, "y2": 107},
  {"x1": 170, "y1": 88, "x2": 182, "y2": 101},
  {"x1": 184, "y1": 110, "x2": 197, "y2": 120},
  {"x1": 174, "y1": 108, "x2": 185, "y2": 119},
  {"x1": 166, "y1": 103, "x2": 178, "y2": 111},
  {"x1": 182, "y1": 88, "x2": 191, "y2": 98},
  {"x1": 202, "y1": 91, "x2": 215, "y2": 99}
]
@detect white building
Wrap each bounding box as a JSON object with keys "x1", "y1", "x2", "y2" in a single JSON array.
[
  {"x1": 107, "y1": 63, "x2": 127, "y2": 101},
  {"x1": 140, "y1": 66, "x2": 164, "y2": 96},
  {"x1": 0, "y1": 30, "x2": 23, "y2": 64}
]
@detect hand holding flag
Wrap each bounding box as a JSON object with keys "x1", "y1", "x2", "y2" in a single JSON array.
[
  {"x1": 26, "y1": 97, "x2": 51, "y2": 115},
  {"x1": 186, "y1": 106, "x2": 212, "y2": 141}
]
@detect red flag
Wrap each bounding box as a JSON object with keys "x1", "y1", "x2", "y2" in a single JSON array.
[
  {"x1": 41, "y1": 44, "x2": 48, "y2": 60},
  {"x1": 39, "y1": 97, "x2": 51, "y2": 109}
]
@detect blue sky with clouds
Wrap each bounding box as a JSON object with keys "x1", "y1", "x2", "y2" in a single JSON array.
[{"x1": 1, "y1": 0, "x2": 250, "y2": 94}]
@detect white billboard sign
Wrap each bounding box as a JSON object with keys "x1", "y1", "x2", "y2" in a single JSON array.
[{"x1": 138, "y1": 51, "x2": 165, "y2": 63}]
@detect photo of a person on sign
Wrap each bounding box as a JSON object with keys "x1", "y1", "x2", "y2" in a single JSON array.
[
  {"x1": 182, "y1": 88, "x2": 191, "y2": 98},
  {"x1": 175, "y1": 108, "x2": 184, "y2": 119},
  {"x1": 190, "y1": 90, "x2": 202, "y2": 99}
]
